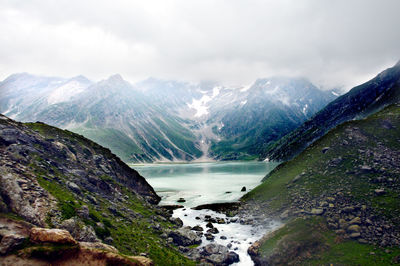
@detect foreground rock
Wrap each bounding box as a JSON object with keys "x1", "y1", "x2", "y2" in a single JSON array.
[
  {"x1": 0, "y1": 222, "x2": 153, "y2": 266},
  {"x1": 30, "y1": 227, "x2": 78, "y2": 245},
  {"x1": 200, "y1": 243, "x2": 240, "y2": 265},
  {"x1": 168, "y1": 227, "x2": 202, "y2": 246}
]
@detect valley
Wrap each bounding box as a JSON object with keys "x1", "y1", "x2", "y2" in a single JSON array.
[{"x1": 1, "y1": 62, "x2": 400, "y2": 265}]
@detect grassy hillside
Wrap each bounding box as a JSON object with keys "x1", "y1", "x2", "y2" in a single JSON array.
[{"x1": 243, "y1": 104, "x2": 400, "y2": 265}]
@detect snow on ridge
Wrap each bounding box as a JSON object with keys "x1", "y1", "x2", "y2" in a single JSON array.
[
  {"x1": 47, "y1": 80, "x2": 88, "y2": 105},
  {"x1": 302, "y1": 104, "x2": 308, "y2": 115},
  {"x1": 187, "y1": 95, "x2": 212, "y2": 117},
  {"x1": 240, "y1": 84, "x2": 251, "y2": 92},
  {"x1": 332, "y1": 91, "x2": 340, "y2": 97},
  {"x1": 212, "y1": 86, "x2": 221, "y2": 97}
]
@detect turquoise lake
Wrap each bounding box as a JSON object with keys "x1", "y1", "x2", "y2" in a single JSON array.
[{"x1": 132, "y1": 161, "x2": 279, "y2": 207}]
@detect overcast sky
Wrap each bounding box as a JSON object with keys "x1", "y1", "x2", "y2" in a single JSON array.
[{"x1": 0, "y1": 0, "x2": 399, "y2": 90}]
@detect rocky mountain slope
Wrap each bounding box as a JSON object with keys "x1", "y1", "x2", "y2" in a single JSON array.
[
  {"x1": 241, "y1": 104, "x2": 400, "y2": 265},
  {"x1": 0, "y1": 114, "x2": 195, "y2": 265},
  {"x1": 0, "y1": 74, "x2": 203, "y2": 163},
  {"x1": 0, "y1": 73, "x2": 336, "y2": 163},
  {"x1": 263, "y1": 61, "x2": 400, "y2": 162},
  {"x1": 207, "y1": 77, "x2": 336, "y2": 160}
]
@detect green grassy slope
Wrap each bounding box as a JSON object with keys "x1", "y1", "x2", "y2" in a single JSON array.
[{"x1": 243, "y1": 104, "x2": 400, "y2": 265}]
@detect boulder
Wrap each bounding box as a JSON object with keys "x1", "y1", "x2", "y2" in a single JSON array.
[
  {"x1": 30, "y1": 227, "x2": 78, "y2": 245},
  {"x1": 0, "y1": 233, "x2": 26, "y2": 254},
  {"x1": 60, "y1": 218, "x2": 98, "y2": 242},
  {"x1": 80, "y1": 241, "x2": 118, "y2": 253},
  {"x1": 241, "y1": 186, "x2": 246, "y2": 192},
  {"x1": 226, "y1": 251, "x2": 240, "y2": 264},
  {"x1": 170, "y1": 217, "x2": 183, "y2": 227},
  {"x1": 201, "y1": 243, "x2": 229, "y2": 256},
  {"x1": 168, "y1": 228, "x2": 201, "y2": 246},
  {"x1": 201, "y1": 243, "x2": 234, "y2": 264}
]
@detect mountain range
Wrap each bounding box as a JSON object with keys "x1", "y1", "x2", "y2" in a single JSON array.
[{"x1": 0, "y1": 73, "x2": 337, "y2": 163}]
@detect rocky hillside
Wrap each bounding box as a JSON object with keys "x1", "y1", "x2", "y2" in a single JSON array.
[
  {"x1": 242, "y1": 104, "x2": 400, "y2": 265},
  {"x1": 0, "y1": 114, "x2": 195, "y2": 265},
  {"x1": 263, "y1": 61, "x2": 400, "y2": 162},
  {"x1": 208, "y1": 77, "x2": 336, "y2": 160}
]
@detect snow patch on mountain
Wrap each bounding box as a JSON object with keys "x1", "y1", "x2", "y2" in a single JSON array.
[
  {"x1": 240, "y1": 84, "x2": 252, "y2": 92},
  {"x1": 47, "y1": 80, "x2": 88, "y2": 104}
]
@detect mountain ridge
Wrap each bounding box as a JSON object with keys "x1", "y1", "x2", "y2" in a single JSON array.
[{"x1": 263, "y1": 61, "x2": 400, "y2": 162}]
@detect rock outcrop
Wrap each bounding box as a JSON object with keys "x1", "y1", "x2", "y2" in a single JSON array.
[
  {"x1": 0, "y1": 115, "x2": 192, "y2": 265},
  {"x1": 30, "y1": 227, "x2": 78, "y2": 245}
]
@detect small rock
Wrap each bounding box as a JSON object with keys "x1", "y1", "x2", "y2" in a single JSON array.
[
  {"x1": 206, "y1": 222, "x2": 214, "y2": 228},
  {"x1": 216, "y1": 218, "x2": 226, "y2": 224},
  {"x1": 335, "y1": 229, "x2": 346, "y2": 235},
  {"x1": 311, "y1": 208, "x2": 324, "y2": 215},
  {"x1": 191, "y1": 225, "x2": 203, "y2": 232},
  {"x1": 350, "y1": 232, "x2": 361, "y2": 238},
  {"x1": 241, "y1": 186, "x2": 246, "y2": 192},
  {"x1": 374, "y1": 188, "x2": 386, "y2": 196},
  {"x1": 67, "y1": 181, "x2": 81, "y2": 194},
  {"x1": 104, "y1": 236, "x2": 113, "y2": 244},
  {"x1": 77, "y1": 205, "x2": 89, "y2": 219},
  {"x1": 220, "y1": 236, "x2": 227, "y2": 240},
  {"x1": 349, "y1": 217, "x2": 361, "y2": 225},
  {"x1": 177, "y1": 198, "x2": 186, "y2": 203},
  {"x1": 207, "y1": 227, "x2": 219, "y2": 234},
  {"x1": 205, "y1": 233, "x2": 215, "y2": 241},
  {"x1": 347, "y1": 225, "x2": 361, "y2": 233},
  {"x1": 322, "y1": 147, "x2": 330, "y2": 153},
  {"x1": 280, "y1": 210, "x2": 289, "y2": 219}
]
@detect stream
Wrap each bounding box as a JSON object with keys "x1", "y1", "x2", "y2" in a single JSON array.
[{"x1": 133, "y1": 161, "x2": 281, "y2": 265}]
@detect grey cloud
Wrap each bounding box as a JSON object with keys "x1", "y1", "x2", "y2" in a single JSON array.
[{"x1": 0, "y1": 0, "x2": 399, "y2": 90}]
